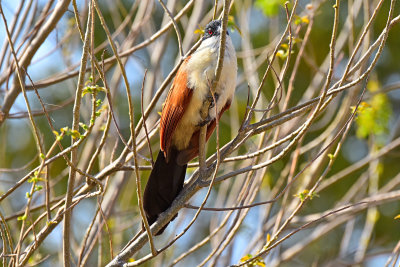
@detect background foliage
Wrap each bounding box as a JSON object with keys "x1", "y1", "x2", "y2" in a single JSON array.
[{"x1": 0, "y1": 0, "x2": 400, "y2": 266}]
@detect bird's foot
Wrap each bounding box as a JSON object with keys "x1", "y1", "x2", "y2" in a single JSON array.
[
  {"x1": 197, "y1": 115, "x2": 212, "y2": 127},
  {"x1": 205, "y1": 92, "x2": 219, "y2": 109}
]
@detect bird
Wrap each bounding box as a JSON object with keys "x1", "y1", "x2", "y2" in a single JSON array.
[{"x1": 143, "y1": 20, "x2": 237, "y2": 235}]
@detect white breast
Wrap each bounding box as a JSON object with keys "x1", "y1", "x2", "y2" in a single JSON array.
[
  {"x1": 187, "y1": 35, "x2": 237, "y2": 120},
  {"x1": 172, "y1": 34, "x2": 237, "y2": 150}
]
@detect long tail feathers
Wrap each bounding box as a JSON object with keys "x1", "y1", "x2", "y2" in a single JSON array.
[{"x1": 143, "y1": 149, "x2": 187, "y2": 235}]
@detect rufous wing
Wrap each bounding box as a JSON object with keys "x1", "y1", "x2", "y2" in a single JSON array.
[{"x1": 160, "y1": 59, "x2": 193, "y2": 162}]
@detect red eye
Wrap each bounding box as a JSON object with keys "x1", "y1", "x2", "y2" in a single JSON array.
[{"x1": 208, "y1": 30, "x2": 213, "y2": 35}]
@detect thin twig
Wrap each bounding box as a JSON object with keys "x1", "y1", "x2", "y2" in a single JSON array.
[
  {"x1": 158, "y1": 0, "x2": 183, "y2": 57},
  {"x1": 62, "y1": 3, "x2": 92, "y2": 266}
]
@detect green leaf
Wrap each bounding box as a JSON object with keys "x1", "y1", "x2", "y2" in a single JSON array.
[
  {"x1": 69, "y1": 130, "x2": 81, "y2": 139},
  {"x1": 82, "y1": 86, "x2": 94, "y2": 97},
  {"x1": 275, "y1": 42, "x2": 295, "y2": 60},
  {"x1": 79, "y1": 122, "x2": 89, "y2": 131},
  {"x1": 53, "y1": 130, "x2": 63, "y2": 141},
  {"x1": 96, "y1": 86, "x2": 106, "y2": 93},
  {"x1": 96, "y1": 99, "x2": 102, "y2": 107},
  {"x1": 240, "y1": 254, "x2": 266, "y2": 266},
  {"x1": 34, "y1": 185, "x2": 43, "y2": 192},
  {"x1": 294, "y1": 189, "x2": 311, "y2": 201},
  {"x1": 46, "y1": 220, "x2": 57, "y2": 226},
  {"x1": 17, "y1": 214, "x2": 27, "y2": 221},
  {"x1": 194, "y1": 28, "x2": 204, "y2": 35},
  {"x1": 28, "y1": 171, "x2": 44, "y2": 183},
  {"x1": 60, "y1": 127, "x2": 69, "y2": 134},
  {"x1": 82, "y1": 84, "x2": 105, "y2": 97},
  {"x1": 276, "y1": 49, "x2": 287, "y2": 59},
  {"x1": 294, "y1": 15, "x2": 310, "y2": 25},
  {"x1": 60, "y1": 127, "x2": 81, "y2": 139},
  {"x1": 255, "y1": 0, "x2": 287, "y2": 17},
  {"x1": 355, "y1": 90, "x2": 392, "y2": 144}
]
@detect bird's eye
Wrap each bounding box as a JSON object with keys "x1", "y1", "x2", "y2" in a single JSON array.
[{"x1": 208, "y1": 30, "x2": 213, "y2": 35}]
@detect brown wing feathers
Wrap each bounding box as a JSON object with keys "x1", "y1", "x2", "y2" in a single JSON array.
[{"x1": 160, "y1": 59, "x2": 192, "y2": 162}]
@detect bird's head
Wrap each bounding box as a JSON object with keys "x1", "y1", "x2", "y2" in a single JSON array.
[
  {"x1": 202, "y1": 20, "x2": 230, "y2": 41},
  {"x1": 199, "y1": 19, "x2": 234, "y2": 56}
]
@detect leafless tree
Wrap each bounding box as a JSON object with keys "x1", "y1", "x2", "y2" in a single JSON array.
[{"x1": 0, "y1": 0, "x2": 400, "y2": 266}]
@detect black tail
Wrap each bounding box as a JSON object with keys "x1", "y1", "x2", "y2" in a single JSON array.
[{"x1": 143, "y1": 149, "x2": 187, "y2": 235}]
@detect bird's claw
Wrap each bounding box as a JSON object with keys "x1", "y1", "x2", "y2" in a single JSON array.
[
  {"x1": 206, "y1": 93, "x2": 219, "y2": 109},
  {"x1": 197, "y1": 115, "x2": 212, "y2": 127}
]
